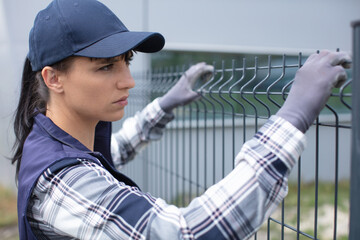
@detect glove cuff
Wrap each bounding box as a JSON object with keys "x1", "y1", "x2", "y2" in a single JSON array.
[{"x1": 276, "y1": 107, "x2": 310, "y2": 133}]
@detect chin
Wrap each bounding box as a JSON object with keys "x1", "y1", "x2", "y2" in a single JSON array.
[{"x1": 101, "y1": 110, "x2": 125, "y2": 122}]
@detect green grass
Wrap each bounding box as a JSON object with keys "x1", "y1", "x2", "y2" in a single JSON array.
[
  {"x1": 0, "y1": 185, "x2": 17, "y2": 228},
  {"x1": 0, "y1": 185, "x2": 18, "y2": 240},
  {"x1": 286, "y1": 181, "x2": 350, "y2": 213}
]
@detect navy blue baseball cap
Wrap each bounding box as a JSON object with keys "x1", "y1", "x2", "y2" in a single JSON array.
[{"x1": 28, "y1": 0, "x2": 165, "y2": 71}]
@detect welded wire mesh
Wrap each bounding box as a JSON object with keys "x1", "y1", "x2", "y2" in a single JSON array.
[{"x1": 119, "y1": 52, "x2": 353, "y2": 240}]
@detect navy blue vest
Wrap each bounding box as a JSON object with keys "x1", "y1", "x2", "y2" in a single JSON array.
[{"x1": 17, "y1": 113, "x2": 139, "y2": 239}]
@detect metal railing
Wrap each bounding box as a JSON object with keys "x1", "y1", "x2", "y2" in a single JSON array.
[{"x1": 118, "y1": 28, "x2": 359, "y2": 239}]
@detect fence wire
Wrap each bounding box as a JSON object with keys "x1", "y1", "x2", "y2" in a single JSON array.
[{"x1": 118, "y1": 52, "x2": 353, "y2": 239}]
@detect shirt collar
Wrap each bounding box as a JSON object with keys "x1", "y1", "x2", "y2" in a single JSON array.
[{"x1": 34, "y1": 112, "x2": 91, "y2": 152}]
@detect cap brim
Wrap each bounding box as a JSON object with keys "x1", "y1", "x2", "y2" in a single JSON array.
[{"x1": 74, "y1": 31, "x2": 165, "y2": 58}]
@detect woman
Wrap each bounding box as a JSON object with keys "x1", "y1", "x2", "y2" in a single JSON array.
[{"x1": 13, "y1": 0, "x2": 350, "y2": 239}]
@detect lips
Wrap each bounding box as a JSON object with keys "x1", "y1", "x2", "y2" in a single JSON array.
[{"x1": 113, "y1": 96, "x2": 128, "y2": 107}]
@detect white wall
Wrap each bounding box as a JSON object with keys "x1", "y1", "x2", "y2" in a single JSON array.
[{"x1": 149, "y1": 0, "x2": 359, "y2": 54}]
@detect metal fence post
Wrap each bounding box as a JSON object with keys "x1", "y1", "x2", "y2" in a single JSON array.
[{"x1": 350, "y1": 20, "x2": 360, "y2": 240}]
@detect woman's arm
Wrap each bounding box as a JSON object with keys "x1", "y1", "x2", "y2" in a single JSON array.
[
  {"x1": 146, "y1": 115, "x2": 305, "y2": 239},
  {"x1": 111, "y1": 98, "x2": 174, "y2": 169}
]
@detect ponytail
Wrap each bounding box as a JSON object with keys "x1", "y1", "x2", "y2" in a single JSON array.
[{"x1": 12, "y1": 58, "x2": 48, "y2": 180}]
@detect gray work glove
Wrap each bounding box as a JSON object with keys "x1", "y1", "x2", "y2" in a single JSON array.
[
  {"x1": 276, "y1": 50, "x2": 351, "y2": 133},
  {"x1": 159, "y1": 62, "x2": 214, "y2": 112}
]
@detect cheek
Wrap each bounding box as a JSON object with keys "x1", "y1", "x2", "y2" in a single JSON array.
[
  {"x1": 68, "y1": 84, "x2": 96, "y2": 102},
  {"x1": 64, "y1": 80, "x2": 107, "y2": 111},
  {"x1": 78, "y1": 88, "x2": 110, "y2": 109}
]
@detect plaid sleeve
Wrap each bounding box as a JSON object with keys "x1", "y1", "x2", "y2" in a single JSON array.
[
  {"x1": 111, "y1": 98, "x2": 174, "y2": 168},
  {"x1": 148, "y1": 116, "x2": 306, "y2": 239},
  {"x1": 28, "y1": 115, "x2": 306, "y2": 240},
  {"x1": 236, "y1": 115, "x2": 306, "y2": 172}
]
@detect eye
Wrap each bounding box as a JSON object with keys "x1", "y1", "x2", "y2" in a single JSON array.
[{"x1": 99, "y1": 64, "x2": 114, "y2": 71}]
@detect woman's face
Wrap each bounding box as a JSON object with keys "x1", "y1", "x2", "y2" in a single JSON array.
[{"x1": 57, "y1": 55, "x2": 135, "y2": 124}]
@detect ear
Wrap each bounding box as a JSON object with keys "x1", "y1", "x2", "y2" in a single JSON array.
[{"x1": 41, "y1": 66, "x2": 64, "y2": 93}]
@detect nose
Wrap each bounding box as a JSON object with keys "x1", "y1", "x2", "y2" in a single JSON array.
[
  {"x1": 124, "y1": 74, "x2": 135, "y2": 89},
  {"x1": 116, "y1": 68, "x2": 135, "y2": 90}
]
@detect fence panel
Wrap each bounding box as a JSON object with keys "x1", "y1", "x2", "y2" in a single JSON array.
[{"x1": 119, "y1": 52, "x2": 353, "y2": 239}]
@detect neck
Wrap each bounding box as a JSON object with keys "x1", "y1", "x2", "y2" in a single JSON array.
[{"x1": 46, "y1": 105, "x2": 97, "y2": 151}]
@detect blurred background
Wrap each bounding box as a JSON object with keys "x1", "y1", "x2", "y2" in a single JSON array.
[{"x1": 0, "y1": 0, "x2": 359, "y2": 238}]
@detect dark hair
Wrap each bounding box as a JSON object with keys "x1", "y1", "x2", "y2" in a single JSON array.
[
  {"x1": 12, "y1": 51, "x2": 134, "y2": 180},
  {"x1": 12, "y1": 57, "x2": 74, "y2": 180}
]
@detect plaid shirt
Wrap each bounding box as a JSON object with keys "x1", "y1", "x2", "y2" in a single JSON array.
[{"x1": 27, "y1": 99, "x2": 305, "y2": 240}]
